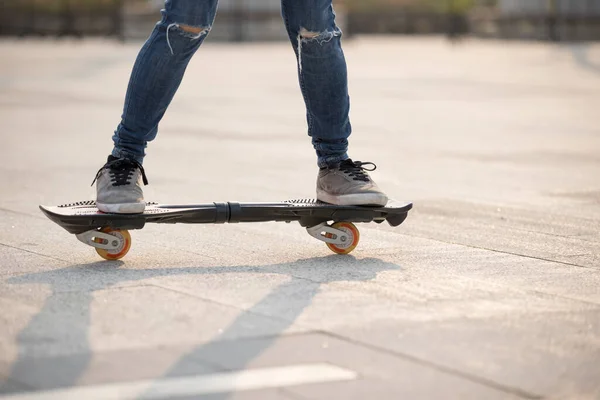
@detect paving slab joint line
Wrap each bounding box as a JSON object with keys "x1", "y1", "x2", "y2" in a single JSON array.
[
  {"x1": 145, "y1": 260, "x2": 416, "y2": 299},
  {"x1": 150, "y1": 275, "x2": 424, "y2": 327},
  {"x1": 167, "y1": 247, "x2": 218, "y2": 260},
  {"x1": 137, "y1": 326, "x2": 321, "y2": 350},
  {"x1": 0, "y1": 207, "x2": 47, "y2": 220},
  {"x1": 507, "y1": 288, "x2": 600, "y2": 307},
  {"x1": 150, "y1": 283, "x2": 315, "y2": 329},
  {"x1": 0, "y1": 375, "x2": 36, "y2": 393},
  {"x1": 280, "y1": 387, "x2": 313, "y2": 400},
  {"x1": 34, "y1": 283, "x2": 163, "y2": 295},
  {"x1": 0, "y1": 242, "x2": 69, "y2": 264},
  {"x1": 417, "y1": 273, "x2": 600, "y2": 308},
  {"x1": 514, "y1": 228, "x2": 597, "y2": 241},
  {"x1": 399, "y1": 232, "x2": 597, "y2": 270},
  {"x1": 317, "y1": 330, "x2": 543, "y2": 400}
]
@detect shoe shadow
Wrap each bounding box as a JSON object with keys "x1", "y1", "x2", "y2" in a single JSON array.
[{"x1": 1, "y1": 255, "x2": 402, "y2": 398}]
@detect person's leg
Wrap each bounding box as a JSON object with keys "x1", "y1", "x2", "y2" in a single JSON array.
[
  {"x1": 280, "y1": 0, "x2": 349, "y2": 169},
  {"x1": 112, "y1": 0, "x2": 219, "y2": 163},
  {"x1": 280, "y1": 0, "x2": 387, "y2": 206},
  {"x1": 96, "y1": 0, "x2": 218, "y2": 213}
]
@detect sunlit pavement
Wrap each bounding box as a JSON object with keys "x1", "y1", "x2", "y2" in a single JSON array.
[{"x1": 0, "y1": 36, "x2": 599, "y2": 399}]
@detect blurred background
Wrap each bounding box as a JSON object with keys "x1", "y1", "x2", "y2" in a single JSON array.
[{"x1": 1, "y1": 0, "x2": 599, "y2": 42}]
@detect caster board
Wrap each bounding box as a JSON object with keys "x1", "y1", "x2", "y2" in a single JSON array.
[{"x1": 39, "y1": 199, "x2": 412, "y2": 260}]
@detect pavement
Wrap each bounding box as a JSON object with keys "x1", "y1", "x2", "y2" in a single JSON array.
[{"x1": 0, "y1": 35, "x2": 599, "y2": 399}]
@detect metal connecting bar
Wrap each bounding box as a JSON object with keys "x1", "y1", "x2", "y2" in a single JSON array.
[
  {"x1": 306, "y1": 223, "x2": 349, "y2": 245},
  {"x1": 76, "y1": 230, "x2": 121, "y2": 251}
]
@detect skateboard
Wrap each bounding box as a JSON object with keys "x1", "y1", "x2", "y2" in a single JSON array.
[{"x1": 39, "y1": 199, "x2": 412, "y2": 260}]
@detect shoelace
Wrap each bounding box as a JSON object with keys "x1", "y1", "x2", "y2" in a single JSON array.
[
  {"x1": 91, "y1": 158, "x2": 148, "y2": 187},
  {"x1": 339, "y1": 159, "x2": 376, "y2": 182}
]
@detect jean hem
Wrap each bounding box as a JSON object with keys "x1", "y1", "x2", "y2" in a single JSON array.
[
  {"x1": 317, "y1": 153, "x2": 349, "y2": 169},
  {"x1": 111, "y1": 148, "x2": 144, "y2": 165}
]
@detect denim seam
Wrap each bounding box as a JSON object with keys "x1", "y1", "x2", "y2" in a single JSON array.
[
  {"x1": 281, "y1": 2, "x2": 315, "y2": 137},
  {"x1": 121, "y1": 28, "x2": 159, "y2": 125}
]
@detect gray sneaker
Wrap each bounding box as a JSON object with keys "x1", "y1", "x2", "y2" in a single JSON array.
[
  {"x1": 316, "y1": 159, "x2": 388, "y2": 206},
  {"x1": 92, "y1": 155, "x2": 148, "y2": 214}
]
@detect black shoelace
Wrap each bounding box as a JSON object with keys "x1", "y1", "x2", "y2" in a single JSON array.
[
  {"x1": 339, "y1": 159, "x2": 376, "y2": 182},
  {"x1": 91, "y1": 157, "x2": 148, "y2": 187}
]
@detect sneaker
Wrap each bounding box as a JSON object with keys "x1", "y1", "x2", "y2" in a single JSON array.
[
  {"x1": 92, "y1": 155, "x2": 148, "y2": 214},
  {"x1": 316, "y1": 159, "x2": 388, "y2": 206}
]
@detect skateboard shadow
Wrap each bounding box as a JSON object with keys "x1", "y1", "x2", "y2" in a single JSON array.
[{"x1": 1, "y1": 255, "x2": 402, "y2": 398}]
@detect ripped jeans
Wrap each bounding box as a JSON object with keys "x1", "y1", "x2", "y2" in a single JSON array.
[{"x1": 111, "y1": 0, "x2": 351, "y2": 168}]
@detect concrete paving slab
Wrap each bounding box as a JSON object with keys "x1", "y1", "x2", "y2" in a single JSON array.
[
  {"x1": 0, "y1": 244, "x2": 64, "y2": 277},
  {"x1": 0, "y1": 347, "x2": 222, "y2": 392},
  {"x1": 162, "y1": 389, "x2": 296, "y2": 400},
  {"x1": 286, "y1": 378, "x2": 522, "y2": 400},
  {"x1": 169, "y1": 332, "x2": 524, "y2": 399},
  {"x1": 0, "y1": 282, "x2": 308, "y2": 358},
  {"x1": 341, "y1": 311, "x2": 600, "y2": 399},
  {"x1": 405, "y1": 200, "x2": 600, "y2": 269}
]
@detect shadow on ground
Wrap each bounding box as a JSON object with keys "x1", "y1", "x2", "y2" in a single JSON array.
[
  {"x1": 1, "y1": 255, "x2": 402, "y2": 398},
  {"x1": 568, "y1": 44, "x2": 600, "y2": 75}
]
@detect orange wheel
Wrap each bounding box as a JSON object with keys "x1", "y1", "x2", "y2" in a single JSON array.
[
  {"x1": 326, "y1": 222, "x2": 360, "y2": 255},
  {"x1": 94, "y1": 228, "x2": 131, "y2": 260}
]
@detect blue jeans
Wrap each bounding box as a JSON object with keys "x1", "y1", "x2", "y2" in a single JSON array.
[{"x1": 111, "y1": 0, "x2": 351, "y2": 168}]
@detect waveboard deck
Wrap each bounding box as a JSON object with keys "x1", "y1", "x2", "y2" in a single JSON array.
[{"x1": 40, "y1": 199, "x2": 412, "y2": 234}]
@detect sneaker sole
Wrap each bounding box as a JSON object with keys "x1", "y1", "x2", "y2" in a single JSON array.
[
  {"x1": 316, "y1": 190, "x2": 388, "y2": 207},
  {"x1": 97, "y1": 202, "x2": 146, "y2": 214}
]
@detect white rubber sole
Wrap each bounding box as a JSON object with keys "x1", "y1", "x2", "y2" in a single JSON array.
[
  {"x1": 97, "y1": 201, "x2": 146, "y2": 214},
  {"x1": 316, "y1": 190, "x2": 388, "y2": 207}
]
